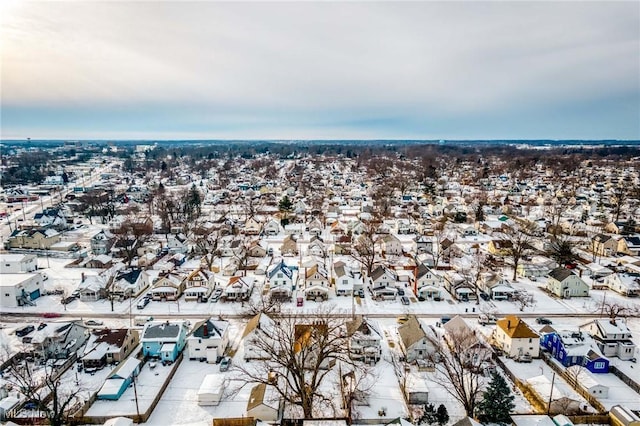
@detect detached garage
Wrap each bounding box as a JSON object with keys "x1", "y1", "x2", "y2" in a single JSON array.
[{"x1": 197, "y1": 374, "x2": 225, "y2": 406}]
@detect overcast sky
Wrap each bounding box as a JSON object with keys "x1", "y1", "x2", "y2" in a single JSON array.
[{"x1": 1, "y1": 1, "x2": 639, "y2": 140}]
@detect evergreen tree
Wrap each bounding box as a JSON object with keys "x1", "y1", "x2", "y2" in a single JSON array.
[
  {"x1": 416, "y1": 403, "x2": 438, "y2": 425},
  {"x1": 476, "y1": 372, "x2": 515, "y2": 425},
  {"x1": 436, "y1": 404, "x2": 449, "y2": 426}
]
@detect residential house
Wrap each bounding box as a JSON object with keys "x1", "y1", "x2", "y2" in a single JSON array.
[
  {"x1": 488, "y1": 239, "x2": 513, "y2": 256},
  {"x1": 280, "y1": 235, "x2": 298, "y2": 256},
  {"x1": 540, "y1": 329, "x2": 609, "y2": 373},
  {"x1": 262, "y1": 219, "x2": 282, "y2": 236},
  {"x1": 97, "y1": 357, "x2": 141, "y2": 400},
  {"x1": 304, "y1": 263, "x2": 330, "y2": 301},
  {"x1": 151, "y1": 271, "x2": 187, "y2": 301},
  {"x1": 579, "y1": 319, "x2": 636, "y2": 361},
  {"x1": 184, "y1": 268, "x2": 215, "y2": 302},
  {"x1": 6, "y1": 228, "x2": 61, "y2": 250},
  {"x1": 246, "y1": 383, "x2": 281, "y2": 422},
  {"x1": 546, "y1": 267, "x2": 589, "y2": 298},
  {"x1": 111, "y1": 268, "x2": 149, "y2": 299},
  {"x1": 397, "y1": 315, "x2": 438, "y2": 364},
  {"x1": 223, "y1": 276, "x2": 254, "y2": 301},
  {"x1": 604, "y1": 273, "x2": 640, "y2": 297},
  {"x1": 0, "y1": 254, "x2": 38, "y2": 273},
  {"x1": 414, "y1": 235, "x2": 433, "y2": 255},
  {"x1": 187, "y1": 318, "x2": 230, "y2": 363},
  {"x1": 480, "y1": 273, "x2": 516, "y2": 301},
  {"x1": 242, "y1": 313, "x2": 277, "y2": 360},
  {"x1": 346, "y1": 315, "x2": 382, "y2": 363},
  {"x1": 493, "y1": 315, "x2": 540, "y2": 359},
  {"x1": 91, "y1": 230, "x2": 115, "y2": 255},
  {"x1": 414, "y1": 263, "x2": 444, "y2": 301},
  {"x1": 307, "y1": 236, "x2": 327, "y2": 258},
  {"x1": 618, "y1": 236, "x2": 640, "y2": 256},
  {"x1": 247, "y1": 240, "x2": 268, "y2": 258},
  {"x1": 166, "y1": 233, "x2": 189, "y2": 254},
  {"x1": 380, "y1": 234, "x2": 403, "y2": 256},
  {"x1": 141, "y1": 320, "x2": 189, "y2": 362},
  {"x1": 31, "y1": 321, "x2": 88, "y2": 360},
  {"x1": 81, "y1": 328, "x2": 139, "y2": 369},
  {"x1": 243, "y1": 217, "x2": 263, "y2": 236},
  {"x1": 267, "y1": 261, "x2": 297, "y2": 301},
  {"x1": 82, "y1": 254, "x2": 114, "y2": 269},
  {"x1": 591, "y1": 234, "x2": 618, "y2": 257},
  {"x1": 77, "y1": 274, "x2": 109, "y2": 302},
  {"x1": 334, "y1": 261, "x2": 363, "y2": 297},
  {"x1": 33, "y1": 208, "x2": 68, "y2": 230},
  {"x1": 308, "y1": 218, "x2": 324, "y2": 237}
]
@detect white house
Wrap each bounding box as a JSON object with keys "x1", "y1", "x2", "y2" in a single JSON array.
[
  {"x1": 267, "y1": 261, "x2": 297, "y2": 300},
  {"x1": 546, "y1": 267, "x2": 589, "y2": 298},
  {"x1": 184, "y1": 268, "x2": 215, "y2": 302},
  {"x1": 334, "y1": 261, "x2": 363, "y2": 296},
  {"x1": 223, "y1": 276, "x2": 254, "y2": 301},
  {"x1": 397, "y1": 316, "x2": 439, "y2": 364},
  {"x1": 493, "y1": 315, "x2": 540, "y2": 359},
  {"x1": 346, "y1": 316, "x2": 382, "y2": 364},
  {"x1": 304, "y1": 263, "x2": 330, "y2": 301},
  {"x1": 579, "y1": 319, "x2": 636, "y2": 361},
  {"x1": 187, "y1": 319, "x2": 230, "y2": 363},
  {"x1": 603, "y1": 273, "x2": 640, "y2": 297},
  {"x1": 0, "y1": 254, "x2": 38, "y2": 273},
  {"x1": 242, "y1": 313, "x2": 277, "y2": 360}
]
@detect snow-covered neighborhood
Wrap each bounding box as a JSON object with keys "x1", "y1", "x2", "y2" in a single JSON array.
[{"x1": 1, "y1": 141, "x2": 639, "y2": 426}]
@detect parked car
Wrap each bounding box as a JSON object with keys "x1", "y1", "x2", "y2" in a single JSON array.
[
  {"x1": 515, "y1": 354, "x2": 532, "y2": 363},
  {"x1": 61, "y1": 295, "x2": 77, "y2": 305},
  {"x1": 354, "y1": 289, "x2": 365, "y2": 298},
  {"x1": 219, "y1": 356, "x2": 232, "y2": 372},
  {"x1": 211, "y1": 288, "x2": 223, "y2": 302},
  {"x1": 400, "y1": 296, "x2": 410, "y2": 305},
  {"x1": 16, "y1": 325, "x2": 35, "y2": 337},
  {"x1": 85, "y1": 319, "x2": 104, "y2": 326},
  {"x1": 397, "y1": 289, "x2": 405, "y2": 296},
  {"x1": 536, "y1": 317, "x2": 552, "y2": 325},
  {"x1": 137, "y1": 298, "x2": 150, "y2": 309},
  {"x1": 478, "y1": 314, "x2": 497, "y2": 326},
  {"x1": 37, "y1": 323, "x2": 47, "y2": 330},
  {"x1": 479, "y1": 292, "x2": 490, "y2": 301}
]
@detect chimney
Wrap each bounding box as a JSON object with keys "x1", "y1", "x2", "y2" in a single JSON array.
[
  {"x1": 507, "y1": 320, "x2": 511, "y2": 329},
  {"x1": 203, "y1": 322, "x2": 209, "y2": 337}
]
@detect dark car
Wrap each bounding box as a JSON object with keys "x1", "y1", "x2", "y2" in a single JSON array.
[
  {"x1": 354, "y1": 289, "x2": 365, "y2": 298},
  {"x1": 16, "y1": 325, "x2": 35, "y2": 337},
  {"x1": 61, "y1": 295, "x2": 77, "y2": 305},
  {"x1": 480, "y1": 293, "x2": 490, "y2": 301},
  {"x1": 400, "y1": 296, "x2": 410, "y2": 305},
  {"x1": 397, "y1": 289, "x2": 405, "y2": 296},
  {"x1": 37, "y1": 323, "x2": 47, "y2": 330},
  {"x1": 219, "y1": 356, "x2": 232, "y2": 372},
  {"x1": 536, "y1": 317, "x2": 553, "y2": 325}
]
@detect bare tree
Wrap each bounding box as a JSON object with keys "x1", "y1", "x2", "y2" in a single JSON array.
[
  {"x1": 594, "y1": 299, "x2": 639, "y2": 323},
  {"x1": 234, "y1": 305, "x2": 370, "y2": 419},
  {"x1": 502, "y1": 221, "x2": 538, "y2": 281},
  {"x1": 338, "y1": 363, "x2": 376, "y2": 424},
  {"x1": 112, "y1": 218, "x2": 154, "y2": 267},
  {"x1": 1, "y1": 347, "x2": 85, "y2": 426},
  {"x1": 611, "y1": 185, "x2": 627, "y2": 223},
  {"x1": 189, "y1": 220, "x2": 221, "y2": 271},
  {"x1": 350, "y1": 225, "x2": 380, "y2": 276},
  {"x1": 427, "y1": 325, "x2": 492, "y2": 416},
  {"x1": 547, "y1": 235, "x2": 578, "y2": 267}
]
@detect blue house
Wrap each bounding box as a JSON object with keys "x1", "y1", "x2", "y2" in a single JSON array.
[
  {"x1": 141, "y1": 320, "x2": 189, "y2": 362},
  {"x1": 97, "y1": 357, "x2": 141, "y2": 400},
  {"x1": 540, "y1": 330, "x2": 609, "y2": 373}
]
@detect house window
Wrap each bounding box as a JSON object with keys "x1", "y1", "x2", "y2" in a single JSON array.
[
  {"x1": 278, "y1": 273, "x2": 283, "y2": 279},
  {"x1": 594, "y1": 361, "x2": 605, "y2": 370}
]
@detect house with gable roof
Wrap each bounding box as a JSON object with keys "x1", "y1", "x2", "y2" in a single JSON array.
[
  {"x1": 333, "y1": 261, "x2": 363, "y2": 297},
  {"x1": 579, "y1": 318, "x2": 636, "y2": 360},
  {"x1": 246, "y1": 383, "x2": 282, "y2": 422},
  {"x1": 304, "y1": 263, "x2": 330, "y2": 301},
  {"x1": 380, "y1": 234, "x2": 403, "y2": 256},
  {"x1": 591, "y1": 233, "x2": 618, "y2": 257},
  {"x1": 414, "y1": 263, "x2": 444, "y2": 301},
  {"x1": 187, "y1": 318, "x2": 230, "y2": 362},
  {"x1": 81, "y1": 328, "x2": 139, "y2": 369},
  {"x1": 151, "y1": 271, "x2": 187, "y2": 301},
  {"x1": 346, "y1": 315, "x2": 382, "y2": 364},
  {"x1": 141, "y1": 320, "x2": 189, "y2": 362},
  {"x1": 546, "y1": 267, "x2": 589, "y2": 298},
  {"x1": 111, "y1": 268, "x2": 149, "y2": 299},
  {"x1": 603, "y1": 273, "x2": 640, "y2": 297},
  {"x1": 397, "y1": 315, "x2": 439, "y2": 364},
  {"x1": 242, "y1": 313, "x2": 277, "y2": 360},
  {"x1": 91, "y1": 229, "x2": 115, "y2": 255},
  {"x1": 540, "y1": 328, "x2": 609, "y2": 373},
  {"x1": 184, "y1": 268, "x2": 215, "y2": 302},
  {"x1": 267, "y1": 260, "x2": 296, "y2": 301},
  {"x1": 493, "y1": 315, "x2": 540, "y2": 359},
  {"x1": 223, "y1": 276, "x2": 254, "y2": 301}
]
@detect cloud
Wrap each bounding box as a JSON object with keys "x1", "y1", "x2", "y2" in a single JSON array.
[{"x1": 1, "y1": 1, "x2": 638, "y2": 139}]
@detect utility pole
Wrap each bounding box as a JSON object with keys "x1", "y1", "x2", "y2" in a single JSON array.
[
  {"x1": 133, "y1": 374, "x2": 141, "y2": 421},
  {"x1": 547, "y1": 372, "x2": 556, "y2": 415}
]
